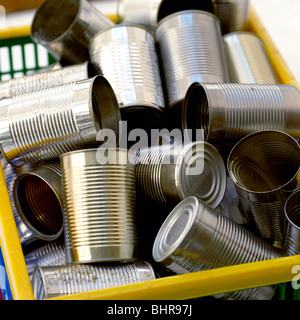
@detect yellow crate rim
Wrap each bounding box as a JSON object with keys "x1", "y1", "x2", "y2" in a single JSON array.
[{"x1": 0, "y1": 8, "x2": 300, "y2": 300}]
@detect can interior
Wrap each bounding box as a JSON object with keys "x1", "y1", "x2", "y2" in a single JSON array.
[
  {"x1": 182, "y1": 83, "x2": 209, "y2": 142},
  {"x1": 15, "y1": 175, "x2": 63, "y2": 239}
]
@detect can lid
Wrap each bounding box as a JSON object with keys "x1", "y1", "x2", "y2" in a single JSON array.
[
  {"x1": 176, "y1": 141, "x2": 226, "y2": 208},
  {"x1": 152, "y1": 196, "x2": 200, "y2": 263}
]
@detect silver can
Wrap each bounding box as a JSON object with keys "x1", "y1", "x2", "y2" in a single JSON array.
[
  {"x1": 283, "y1": 189, "x2": 300, "y2": 256},
  {"x1": 0, "y1": 76, "x2": 120, "y2": 166},
  {"x1": 25, "y1": 239, "x2": 66, "y2": 282},
  {"x1": 213, "y1": 0, "x2": 250, "y2": 34},
  {"x1": 135, "y1": 141, "x2": 226, "y2": 208},
  {"x1": 223, "y1": 32, "x2": 277, "y2": 84},
  {"x1": 155, "y1": 10, "x2": 229, "y2": 108},
  {"x1": 90, "y1": 25, "x2": 165, "y2": 130},
  {"x1": 227, "y1": 130, "x2": 300, "y2": 248},
  {"x1": 32, "y1": 261, "x2": 156, "y2": 300},
  {"x1": 152, "y1": 196, "x2": 281, "y2": 300},
  {"x1": 31, "y1": 0, "x2": 115, "y2": 64},
  {"x1": 0, "y1": 62, "x2": 93, "y2": 99},
  {"x1": 60, "y1": 148, "x2": 137, "y2": 264},
  {"x1": 182, "y1": 82, "x2": 300, "y2": 150},
  {"x1": 13, "y1": 162, "x2": 64, "y2": 241},
  {"x1": 0, "y1": 157, "x2": 39, "y2": 247},
  {"x1": 117, "y1": 0, "x2": 215, "y2": 30}
]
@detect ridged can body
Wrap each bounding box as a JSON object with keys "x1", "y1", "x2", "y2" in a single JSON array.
[
  {"x1": 90, "y1": 25, "x2": 165, "y2": 114},
  {"x1": 227, "y1": 131, "x2": 300, "y2": 248},
  {"x1": 0, "y1": 76, "x2": 120, "y2": 167},
  {"x1": 155, "y1": 10, "x2": 229, "y2": 107},
  {"x1": 60, "y1": 148, "x2": 138, "y2": 264},
  {"x1": 32, "y1": 261, "x2": 156, "y2": 300},
  {"x1": 213, "y1": 0, "x2": 250, "y2": 34},
  {"x1": 25, "y1": 239, "x2": 66, "y2": 282},
  {"x1": 283, "y1": 189, "x2": 300, "y2": 256},
  {"x1": 31, "y1": 0, "x2": 115, "y2": 64},
  {"x1": 223, "y1": 32, "x2": 277, "y2": 84},
  {"x1": 0, "y1": 62, "x2": 91, "y2": 99},
  {"x1": 134, "y1": 141, "x2": 226, "y2": 208},
  {"x1": 0, "y1": 157, "x2": 39, "y2": 247},
  {"x1": 152, "y1": 196, "x2": 281, "y2": 300},
  {"x1": 13, "y1": 162, "x2": 64, "y2": 241},
  {"x1": 117, "y1": 0, "x2": 215, "y2": 30},
  {"x1": 182, "y1": 82, "x2": 300, "y2": 149}
]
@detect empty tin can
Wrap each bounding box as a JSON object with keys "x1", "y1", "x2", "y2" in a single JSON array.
[
  {"x1": 0, "y1": 157, "x2": 39, "y2": 247},
  {"x1": 0, "y1": 61, "x2": 93, "y2": 99},
  {"x1": 25, "y1": 239, "x2": 66, "y2": 282},
  {"x1": 135, "y1": 141, "x2": 226, "y2": 208},
  {"x1": 223, "y1": 32, "x2": 277, "y2": 84},
  {"x1": 283, "y1": 189, "x2": 300, "y2": 256},
  {"x1": 152, "y1": 196, "x2": 281, "y2": 300},
  {"x1": 32, "y1": 261, "x2": 156, "y2": 300},
  {"x1": 0, "y1": 76, "x2": 120, "y2": 167},
  {"x1": 60, "y1": 148, "x2": 138, "y2": 264},
  {"x1": 155, "y1": 10, "x2": 229, "y2": 108},
  {"x1": 13, "y1": 162, "x2": 64, "y2": 241},
  {"x1": 31, "y1": 0, "x2": 115, "y2": 64},
  {"x1": 117, "y1": 0, "x2": 215, "y2": 30},
  {"x1": 182, "y1": 82, "x2": 300, "y2": 150},
  {"x1": 227, "y1": 130, "x2": 300, "y2": 248},
  {"x1": 213, "y1": 0, "x2": 250, "y2": 34},
  {"x1": 90, "y1": 25, "x2": 165, "y2": 131}
]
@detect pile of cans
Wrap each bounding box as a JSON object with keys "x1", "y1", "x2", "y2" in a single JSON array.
[{"x1": 1, "y1": 0, "x2": 300, "y2": 300}]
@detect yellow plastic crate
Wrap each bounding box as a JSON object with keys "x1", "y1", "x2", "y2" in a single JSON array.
[{"x1": 0, "y1": 8, "x2": 300, "y2": 301}]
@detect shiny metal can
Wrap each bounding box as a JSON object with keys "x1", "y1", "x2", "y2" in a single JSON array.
[
  {"x1": 0, "y1": 76, "x2": 120, "y2": 166},
  {"x1": 0, "y1": 157, "x2": 39, "y2": 247},
  {"x1": 13, "y1": 162, "x2": 64, "y2": 241},
  {"x1": 117, "y1": 0, "x2": 215, "y2": 30},
  {"x1": 223, "y1": 32, "x2": 277, "y2": 84},
  {"x1": 60, "y1": 148, "x2": 138, "y2": 264},
  {"x1": 155, "y1": 10, "x2": 229, "y2": 108},
  {"x1": 0, "y1": 61, "x2": 93, "y2": 99},
  {"x1": 32, "y1": 261, "x2": 156, "y2": 300},
  {"x1": 90, "y1": 25, "x2": 165, "y2": 131},
  {"x1": 31, "y1": 0, "x2": 115, "y2": 64},
  {"x1": 182, "y1": 82, "x2": 300, "y2": 150},
  {"x1": 213, "y1": 0, "x2": 250, "y2": 34},
  {"x1": 283, "y1": 189, "x2": 300, "y2": 256},
  {"x1": 25, "y1": 239, "x2": 66, "y2": 282},
  {"x1": 135, "y1": 141, "x2": 226, "y2": 208},
  {"x1": 152, "y1": 196, "x2": 281, "y2": 300},
  {"x1": 227, "y1": 130, "x2": 300, "y2": 248}
]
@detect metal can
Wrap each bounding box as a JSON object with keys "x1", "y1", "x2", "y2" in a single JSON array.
[
  {"x1": 152, "y1": 196, "x2": 281, "y2": 300},
  {"x1": 227, "y1": 130, "x2": 300, "y2": 248},
  {"x1": 32, "y1": 261, "x2": 156, "y2": 299},
  {"x1": 31, "y1": 0, "x2": 115, "y2": 64},
  {"x1": 13, "y1": 162, "x2": 64, "y2": 241},
  {"x1": 60, "y1": 148, "x2": 138, "y2": 264},
  {"x1": 0, "y1": 76, "x2": 120, "y2": 166},
  {"x1": 0, "y1": 61, "x2": 93, "y2": 99},
  {"x1": 90, "y1": 25, "x2": 165, "y2": 132},
  {"x1": 155, "y1": 10, "x2": 229, "y2": 108},
  {"x1": 182, "y1": 82, "x2": 300, "y2": 151},
  {"x1": 135, "y1": 141, "x2": 226, "y2": 208},
  {"x1": 223, "y1": 32, "x2": 277, "y2": 84},
  {"x1": 283, "y1": 189, "x2": 300, "y2": 256}
]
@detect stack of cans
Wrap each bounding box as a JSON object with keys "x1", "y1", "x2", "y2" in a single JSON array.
[{"x1": 0, "y1": 0, "x2": 299, "y2": 300}]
